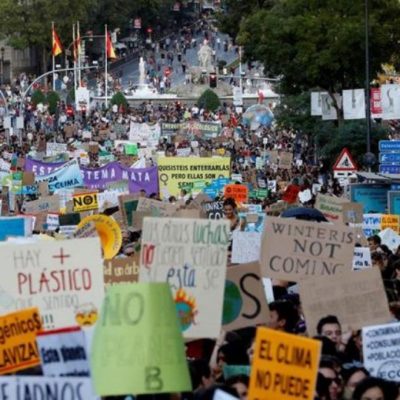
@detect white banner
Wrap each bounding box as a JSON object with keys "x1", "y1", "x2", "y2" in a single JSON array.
[
  {"x1": 231, "y1": 231, "x2": 262, "y2": 264},
  {"x1": 0, "y1": 376, "x2": 99, "y2": 399},
  {"x1": 321, "y1": 93, "x2": 339, "y2": 120},
  {"x1": 343, "y1": 89, "x2": 366, "y2": 120},
  {"x1": 37, "y1": 327, "x2": 90, "y2": 377},
  {"x1": 311, "y1": 92, "x2": 325, "y2": 116},
  {"x1": 381, "y1": 84, "x2": 400, "y2": 120}
]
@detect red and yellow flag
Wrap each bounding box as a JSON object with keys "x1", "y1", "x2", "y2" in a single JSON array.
[
  {"x1": 52, "y1": 27, "x2": 63, "y2": 56},
  {"x1": 106, "y1": 31, "x2": 116, "y2": 59}
]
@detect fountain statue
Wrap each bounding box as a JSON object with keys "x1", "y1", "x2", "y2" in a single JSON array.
[
  {"x1": 139, "y1": 57, "x2": 146, "y2": 87},
  {"x1": 198, "y1": 40, "x2": 213, "y2": 71}
]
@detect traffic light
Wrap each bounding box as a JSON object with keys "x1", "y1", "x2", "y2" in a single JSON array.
[{"x1": 209, "y1": 72, "x2": 217, "y2": 88}]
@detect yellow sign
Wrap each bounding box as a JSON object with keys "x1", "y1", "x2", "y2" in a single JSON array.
[
  {"x1": 0, "y1": 308, "x2": 42, "y2": 374},
  {"x1": 157, "y1": 157, "x2": 230, "y2": 199},
  {"x1": 249, "y1": 327, "x2": 321, "y2": 400},
  {"x1": 73, "y1": 192, "x2": 99, "y2": 212},
  {"x1": 381, "y1": 214, "x2": 400, "y2": 233},
  {"x1": 76, "y1": 215, "x2": 122, "y2": 260}
]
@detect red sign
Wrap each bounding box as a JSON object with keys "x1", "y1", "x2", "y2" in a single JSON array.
[
  {"x1": 333, "y1": 148, "x2": 357, "y2": 171},
  {"x1": 371, "y1": 88, "x2": 382, "y2": 117},
  {"x1": 224, "y1": 184, "x2": 248, "y2": 204}
]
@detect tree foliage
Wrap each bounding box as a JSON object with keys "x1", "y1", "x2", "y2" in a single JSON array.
[
  {"x1": 31, "y1": 90, "x2": 46, "y2": 106},
  {"x1": 46, "y1": 91, "x2": 60, "y2": 115},
  {"x1": 235, "y1": 1, "x2": 400, "y2": 99},
  {"x1": 111, "y1": 92, "x2": 128, "y2": 108},
  {"x1": 197, "y1": 89, "x2": 221, "y2": 112}
]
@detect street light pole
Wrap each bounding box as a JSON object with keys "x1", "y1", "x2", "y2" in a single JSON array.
[
  {"x1": 365, "y1": 0, "x2": 371, "y2": 155},
  {"x1": 0, "y1": 47, "x2": 4, "y2": 86}
]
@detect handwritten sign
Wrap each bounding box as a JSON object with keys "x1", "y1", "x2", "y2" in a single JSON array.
[
  {"x1": 363, "y1": 214, "x2": 382, "y2": 237},
  {"x1": 222, "y1": 262, "x2": 269, "y2": 331},
  {"x1": 103, "y1": 255, "x2": 139, "y2": 288},
  {"x1": 248, "y1": 327, "x2": 321, "y2": 400},
  {"x1": 140, "y1": 217, "x2": 229, "y2": 338},
  {"x1": 73, "y1": 192, "x2": 99, "y2": 213},
  {"x1": 22, "y1": 195, "x2": 60, "y2": 214},
  {"x1": 299, "y1": 268, "x2": 391, "y2": 335},
  {"x1": 224, "y1": 184, "x2": 248, "y2": 204},
  {"x1": 381, "y1": 214, "x2": 400, "y2": 233},
  {"x1": 352, "y1": 247, "x2": 372, "y2": 270},
  {"x1": 260, "y1": 217, "x2": 355, "y2": 281},
  {"x1": 231, "y1": 231, "x2": 262, "y2": 264},
  {"x1": 203, "y1": 201, "x2": 224, "y2": 219},
  {"x1": 0, "y1": 376, "x2": 98, "y2": 399},
  {"x1": 91, "y1": 283, "x2": 191, "y2": 396},
  {"x1": 315, "y1": 194, "x2": 346, "y2": 222},
  {"x1": 363, "y1": 322, "x2": 400, "y2": 382},
  {"x1": 0, "y1": 238, "x2": 104, "y2": 330},
  {"x1": 36, "y1": 327, "x2": 90, "y2": 377},
  {"x1": 0, "y1": 308, "x2": 42, "y2": 374}
]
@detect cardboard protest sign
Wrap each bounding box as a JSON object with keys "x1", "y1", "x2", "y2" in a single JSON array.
[
  {"x1": 91, "y1": 283, "x2": 191, "y2": 396},
  {"x1": 136, "y1": 198, "x2": 178, "y2": 217},
  {"x1": 342, "y1": 202, "x2": 363, "y2": 224},
  {"x1": 118, "y1": 194, "x2": 139, "y2": 226},
  {"x1": 0, "y1": 376, "x2": 98, "y2": 399},
  {"x1": 103, "y1": 255, "x2": 140, "y2": 288},
  {"x1": 224, "y1": 184, "x2": 248, "y2": 204},
  {"x1": 222, "y1": 262, "x2": 269, "y2": 331},
  {"x1": 203, "y1": 201, "x2": 224, "y2": 219},
  {"x1": 363, "y1": 213, "x2": 383, "y2": 237},
  {"x1": 352, "y1": 247, "x2": 372, "y2": 270},
  {"x1": 36, "y1": 327, "x2": 90, "y2": 377},
  {"x1": 363, "y1": 322, "x2": 400, "y2": 382},
  {"x1": 0, "y1": 308, "x2": 42, "y2": 374},
  {"x1": 315, "y1": 194, "x2": 347, "y2": 222},
  {"x1": 279, "y1": 151, "x2": 293, "y2": 169},
  {"x1": 381, "y1": 214, "x2": 400, "y2": 233},
  {"x1": 73, "y1": 192, "x2": 99, "y2": 213},
  {"x1": 157, "y1": 157, "x2": 230, "y2": 199},
  {"x1": 0, "y1": 238, "x2": 104, "y2": 330},
  {"x1": 22, "y1": 195, "x2": 60, "y2": 214},
  {"x1": 299, "y1": 268, "x2": 391, "y2": 335},
  {"x1": 0, "y1": 217, "x2": 29, "y2": 240},
  {"x1": 231, "y1": 231, "x2": 262, "y2": 264},
  {"x1": 260, "y1": 217, "x2": 355, "y2": 281},
  {"x1": 248, "y1": 327, "x2": 321, "y2": 400},
  {"x1": 140, "y1": 217, "x2": 229, "y2": 338}
]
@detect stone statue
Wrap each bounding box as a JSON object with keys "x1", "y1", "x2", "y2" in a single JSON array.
[{"x1": 198, "y1": 41, "x2": 213, "y2": 70}]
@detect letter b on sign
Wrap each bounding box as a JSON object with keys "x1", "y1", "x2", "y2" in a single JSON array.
[{"x1": 145, "y1": 366, "x2": 163, "y2": 391}]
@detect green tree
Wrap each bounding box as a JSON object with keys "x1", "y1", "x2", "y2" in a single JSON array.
[
  {"x1": 46, "y1": 91, "x2": 60, "y2": 114},
  {"x1": 111, "y1": 91, "x2": 128, "y2": 109},
  {"x1": 236, "y1": 1, "x2": 400, "y2": 116},
  {"x1": 0, "y1": 0, "x2": 95, "y2": 73},
  {"x1": 31, "y1": 89, "x2": 46, "y2": 106},
  {"x1": 197, "y1": 89, "x2": 221, "y2": 112}
]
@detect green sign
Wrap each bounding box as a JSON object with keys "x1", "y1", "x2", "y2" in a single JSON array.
[
  {"x1": 125, "y1": 143, "x2": 138, "y2": 156},
  {"x1": 91, "y1": 283, "x2": 192, "y2": 396}
]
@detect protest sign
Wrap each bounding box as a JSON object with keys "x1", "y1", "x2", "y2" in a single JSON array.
[
  {"x1": 224, "y1": 184, "x2": 248, "y2": 204},
  {"x1": 381, "y1": 214, "x2": 400, "y2": 233},
  {"x1": 22, "y1": 195, "x2": 60, "y2": 214},
  {"x1": 299, "y1": 268, "x2": 391, "y2": 335},
  {"x1": 248, "y1": 327, "x2": 321, "y2": 400},
  {"x1": 46, "y1": 143, "x2": 68, "y2": 157},
  {"x1": 35, "y1": 160, "x2": 84, "y2": 192},
  {"x1": 315, "y1": 194, "x2": 347, "y2": 222},
  {"x1": 222, "y1": 262, "x2": 269, "y2": 331},
  {"x1": 0, "y1": 308, "x2": 42, "y2": 374},
  {"x1": 0, "y1": 238, "x2": 104, "y2": 330},
  {"x1": 260, "y1": 217, "x2": 355, "y2": 280},
  {"x1": 91, "y1": 283, "x2": 191, "y2": 396},
  {"x1": 363, "y1": 322, "x2": 400, "y2": 382},
  {"x1": 0, "y1": 376, "x2": 98, "y2": 399},
  {"x1": 363, "y1": 214, "x2": 383, "y2": 237},
  {"x1": 76, "y1": 215, "x2": 122, "y2": 260},
  {"x1": 136, "y1": 198, "x2": 178, "y2": 217},
  {"x1": 157, "y1": 157, "x2": 230, "y2": 199},
  {"x1": 0, "y1": 217, "x2": 30, "y2": 241},
  {"x1": 140, "y1": 217, "x2": 229, "y2": 338},
  {"x1": 36, "y1": 327, "x2": 90, "y2": 377},
  {"x1": 161, "y1": 121, "x2": 221, "y2": 137},
  {"x1": 73, "y1": 192, "x2": 99, "y2": 213},
  {"x1": 203, "y1": 201, "x2": 224, "y2": 219},
  {"x1": 342, "y1": 202, "x2": 363, "y2": 224},
  {"x1": 103, "y1": 255, "x2": 140, "y2": 288},
  {"x1": 352, "y1": 247, "x2": 372, "y2": 270},
  {"x1": 279, "y1": 152, "x2": 293, "y2": 169},
  {"x1": 350, "y1": 184, "x2": 390, "y2": 213},
  {"x1": 231, "y1": 231, "x2": 262, "y2": 264},
  {"x1": 379, "y1": 228, "x2": 400, "y2": 252}
]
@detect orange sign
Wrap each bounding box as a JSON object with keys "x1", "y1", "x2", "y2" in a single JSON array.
[
  {"x1": 249, "y1": 327, "x2": 321, "y2": 400},
  {"x1": 0, "y1": 308, "x2": 42, "y2": 374},
  {"x1": 224, "y1": 184, "x2": 248, "y2": 204}
]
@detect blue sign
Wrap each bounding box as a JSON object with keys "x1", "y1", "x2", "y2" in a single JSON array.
[
  {"x1": 388, "y1": 191, "x2": 400, "y2": 215},
  {"x1": 379, "y1": 164, "x2": 400, "y2": 174},
  {"x1": 350, "y1": 184, "x2": 390, "y2": 213},
  {"x1": 379, "y1": 153, "x2": 400, "y2": 164},
  {"x1": 0, "y1": 217, "x2": 26, "y2": 241},
  {"x1": 379, "y1": 140, "x2": 400, "y2": 151},
  {"x1": 391, "y1": 184, "x2": 400, "y2": 191}
]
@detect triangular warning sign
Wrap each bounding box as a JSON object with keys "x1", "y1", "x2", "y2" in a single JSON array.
[{"x1": 333, "y1": 148, "x2": 357, "y2": 171}]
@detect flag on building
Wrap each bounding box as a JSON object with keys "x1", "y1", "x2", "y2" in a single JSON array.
[
  {"x1": 73, "y1": 27, "x2": 81, "y2": 61},
  {"x1": 52, "y1": 27, "x2": 63, "y2": 56}
]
